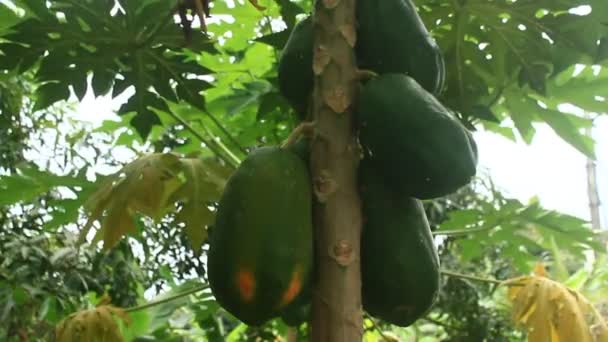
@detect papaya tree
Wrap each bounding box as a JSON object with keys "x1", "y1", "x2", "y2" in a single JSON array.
[{"x1": 0, "y1": 0, "x2": 607, "y2": 341}]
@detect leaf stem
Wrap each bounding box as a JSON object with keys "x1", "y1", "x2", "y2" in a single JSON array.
[
  {"x1": 280, "y1": 121, "x2": 315, "y2": 149},
  {"x1": 200, "y1": 106, "x2": 248, "y2": 155},
  {"x1": 143, "y1": 49, "x2": 247, "y2": 158},
  {"x1": 433, "y1": 224, "x2": 499, "y2": 237},
  {"x1": 440, "y1": 269, "x2": 525, "y2": 286},
  {"x1": 440, "y1": 269, "x2": 504, "y2": 285},
  {"x1": 136, "y1": 3, "x2": 180, "y2": 48},
  {"x1": 125, "y1": 284, "x2": 210, "y2": 313},
  {"x1": 166, "y1": 109, "x2": 240, "y2": 168}
]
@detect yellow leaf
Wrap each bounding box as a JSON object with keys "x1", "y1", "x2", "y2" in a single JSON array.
[
  {"x1": 80, "y1": 153, "x2": 184, "y2": 250},
  {"x1": 534, "y1": 263, "x2": 547, "y2": 277},
  {"x1": 503, "y1": 274, "x2": 608, "y2": 342},
  {"x1": 170, "y1": 158, "x2": 232, "y2": 253}
]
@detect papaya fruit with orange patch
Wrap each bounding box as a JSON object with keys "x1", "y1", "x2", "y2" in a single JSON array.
[{"x1": 207, "y1": 146, "x2": 313, "y2": 325}]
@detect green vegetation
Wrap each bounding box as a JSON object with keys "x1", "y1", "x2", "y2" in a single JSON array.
[{"x1": 0, "y1": 0, "x2": 606, "y2": 340}]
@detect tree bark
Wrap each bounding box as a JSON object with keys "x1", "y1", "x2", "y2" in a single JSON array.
[
  {"x1": 309, "y1": 0, "x2": 362, "y2": 341},
  {"x1": 586, "y1": 157, "x2": 602, "y2": 231},
  {"x1": 585, "y1": 120, "x2": 602, "y2": 231}
]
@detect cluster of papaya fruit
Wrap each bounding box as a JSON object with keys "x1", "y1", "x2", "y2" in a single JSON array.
[{"x1": 207, "y1": 0, "x2": 478, "y2": 328}]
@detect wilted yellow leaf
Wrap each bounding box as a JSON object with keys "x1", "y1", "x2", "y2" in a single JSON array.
[
  {"x1": 170, "y1": 157, "x2": 232, "y2": 253},
  {"x1": 79, "y1": 153, "x2": 233, "y2": 252},
  {"x1": 534, "y1": 263, "x2": 547, "y2": 277},
  {"x1": 56, "y1": 305, "x2": 130, "y2": 342},
  {"x1": 503, "y1": 275, "x2": 608, "y2": 342},
  {"x1": 79, "y1": 153, "x2": 183, "y2": 250}
]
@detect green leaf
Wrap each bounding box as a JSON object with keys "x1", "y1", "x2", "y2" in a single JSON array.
[
  {"x1": 118, "y1": 91, "x2": 167, "y2": 139},
  {"x1": 0, "y1": 3, "x2": 23, "y2": 34},
  {"x1": 535, "y1": 108, "x2": 595, "y2": 159},
  {"x1": 255, "y1": 29, "x2": 291, "y2": 49},
  {"x1": 34, "y1": 82, "x2": 70, "y2": 111},
  {"x1": 274, "y1": 0, "x2": 305, "y2": 28},
  {"x1": 0, "y1": 164, "x2": 91, "y2": 206},
  {"x1": 502, "y1": 95, "x2": 537, "y2": 144},
  {"x1": 1, "y1": 0, "x2": 214, "y2": 140}
]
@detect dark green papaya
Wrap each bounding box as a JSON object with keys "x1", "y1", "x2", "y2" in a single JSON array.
[
  {"x1": 356, "y1": 0, "x2": 445, "y2": 94},
  {"x1": 287, "y1": 137, "x2": 311, "y2": 166},
  {"x1": 208, "y1": 146, "x2": 313, "y2": 326},
  {"x1": 280, "y1": 286, "x2": 311, "y2": 326},
  {"x1": 278, "y1": 17, "x2": 313, "y2": 120},
  {"x1": 356, "y1": 73, "x2": 477, "y2": 199},
  {"x1": 360, "y1": 160, "x2": 440, "y2": 327},
  {"x1": 277, "y1": 1, "x2": 445, "y2": 115}
]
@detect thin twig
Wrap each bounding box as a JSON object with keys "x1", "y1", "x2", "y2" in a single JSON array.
[
  {"x1": 125, "y1": 284, "x2": 210, "y2": 312},
  {"x1": 440, "y1": 269, "x2": 524, "y2": 286},
  {"x1": 441, "y1": 269, "x2": 502, "y2": 284},
  {"x1": 433, "y1": 223, "x2": 499, "y2": 237}
]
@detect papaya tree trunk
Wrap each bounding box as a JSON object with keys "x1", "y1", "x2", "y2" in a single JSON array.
[{"x1": 309, "y1": 0, "x2": 363, "y2": 341}]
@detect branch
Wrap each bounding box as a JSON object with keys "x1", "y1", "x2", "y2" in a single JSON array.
[
  {"x1": 432, "y1": 224, "x2": 499, "y2": 237},
  {"x1": 440, "y1": 269, "x2": 524, "y2": 286},
  {"x1": 125, "y1": 284, "x2": 210, "y2": 313}
]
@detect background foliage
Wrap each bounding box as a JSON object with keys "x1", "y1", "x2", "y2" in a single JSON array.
[{"x1": 0, "y1": 0, "x2": 606, "y2": 340}]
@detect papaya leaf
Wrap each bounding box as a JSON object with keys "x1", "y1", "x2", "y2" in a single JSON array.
[
  {"x1": 170, "y1": 158, "x2": 233, "y2": 253},
  {"x1": 439, "y1": 197, "x2": 603, "y2": 272},
  {"x1": 544, "y1": 65, "x2": 608, "y2": 114},
  {"x1": 419, "y1": 0, "x2": 608, "y2": 149},
  {"x1": 0, "y1": 163, "x2": 91, "y2": 206},
  {"x1": 80, "y1": 153, "x2": 184, "y2": 250},
  {"x1": 0, "y1": 0, "x2": 216, "y2": 139},
  {"x1": 535, "y1": 108, "x2": 595, "y2": 159},
  {"x1": 503, "y1": 274, "x2": 608, "y2": 342}
]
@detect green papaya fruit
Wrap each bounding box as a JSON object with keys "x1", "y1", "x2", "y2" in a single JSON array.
[
  {"x1": 287, "y1": 137, "x2": 311, "y2": 166},
  {"x1": 277, "y1": 1, "x2": 445, "y2": 115},
  {"x1": 280, "y1": 286, "x2": 311, "y2": 326},
  {"x1": 278, "y1": 16, "x2": 313, "y2": 120},
  {"x1": 208, "y1": 146, "x2": 313, "y2": 326},
  {"x1": 357, "y1": 73, "x2": 477, "y2": 199},
  {"x1": 360, "y1": 160, "x2": 440, "y2": 327},
  {"x1": 356, "y1": 0, "x2": 445, "y2": 94}
]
